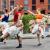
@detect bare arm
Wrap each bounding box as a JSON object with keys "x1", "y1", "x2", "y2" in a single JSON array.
[
  {"x1": 0, "y1": 15, "x2": 4, "y2": 21},
  {"x1": 16, "y1": 20, "x2": 23, "y2": 31},
  {"x1": 42, "y1": 14, "x2": 49, "y2": 19},
  {"x1": 27, "y1": 10, "x2": 50, "y2": 19},
  {"x1": 18, "y1": 13, "x2": 22, "y2": 20},
  {"x1": 27, "y1": 10, "x2": 37, "y2": 15},
  {"x1": 8, "y1": 7, "x2": 17, "y2": 15}
]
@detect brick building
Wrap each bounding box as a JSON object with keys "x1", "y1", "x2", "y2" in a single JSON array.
[{"x1": 0, "y1": 0, "x2": 50, "y2": 14}]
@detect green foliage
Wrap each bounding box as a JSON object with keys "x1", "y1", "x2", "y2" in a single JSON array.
[
  {"x1": 22, "y1": 14, "x2": 36, "y2": 33},
  {"x1": 23, "y1": 23, "x2": 30, "y2": 33},
  {"x1": 0, "y1": 11, "x2": 4, "y2": 15}
]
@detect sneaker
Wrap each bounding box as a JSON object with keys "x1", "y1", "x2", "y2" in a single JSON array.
[
  {"x1": 41, "y1": 35, "x2": 44, "y2": 39},
  {"x1": 4, "y1": 42, "x2": 6, "y2": 44},
  {"x1": 0, "y1": 38, "x2": 4, "y2": 42},
  {"x1": 37, "y1": 43, "x2": 42, "y2": 46},
  {"x1": 46, "y1": 35, "x2": 50, "y2": 37},
  {"x1": 16, "y1": 45, "x2": 22, "y2": 48}
]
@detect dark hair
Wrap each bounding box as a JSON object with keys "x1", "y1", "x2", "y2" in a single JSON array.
[
  {"x1": 18, "y1": 7, "x2": 24, "y2": 11},
  {"x1": 5, "y1": 9, "x2": 8, "y2": 13},
  {"x1": 41, "y1": 10, "x2": 45, "y2": 14}
]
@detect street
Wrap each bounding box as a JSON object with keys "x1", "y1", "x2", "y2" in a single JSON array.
[{"x1": 0, "y1": 37, "x2": 50, "y2": 50}]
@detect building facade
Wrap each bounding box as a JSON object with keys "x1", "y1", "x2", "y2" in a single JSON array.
[{"x1": 0, "y1": 0, "x2": 50, "y2": 14}]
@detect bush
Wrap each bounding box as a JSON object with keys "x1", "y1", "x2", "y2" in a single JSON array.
[{"x1": 22, "y1": 14, "x2": 36, "y2": 33}]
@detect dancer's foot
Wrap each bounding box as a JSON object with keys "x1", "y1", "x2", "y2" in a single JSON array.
[
  {"x1": 37, "y1": 43, "x2": 42, "y2": 46},
  {"x1": 4, "y1": 42, "x2": 6, "y2": 44},
  {"x1": 16, "y1": 44, "x2": 22, "y2": 48},
  {"x1": 41, "y1": 35, "x2": 44, "y2": 39}
]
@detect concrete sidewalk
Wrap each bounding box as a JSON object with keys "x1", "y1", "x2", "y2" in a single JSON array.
[
  {"x1": 19, "y1": 32, "x2": 50, "y2": 39},
  {"x1": 0, "y1": 38, "x2": 50, "y2": 50},
  {"x1": 22, "y1": 34, "x2": 37, "y2": 39},
  {"x1": 11, "y1": 32, "x2": 50, "y2": 39}
]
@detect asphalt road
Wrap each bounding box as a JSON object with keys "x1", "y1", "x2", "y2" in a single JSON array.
[{"x1": 0, "y1": 37, "x2": 50, "y2": 50}]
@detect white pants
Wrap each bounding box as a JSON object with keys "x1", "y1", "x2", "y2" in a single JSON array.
[
  {"x1": 39, "y1": 27, "x2": 44, "y2": 35},
  {"x1": 0, "y1": 21, "x2": 9, "y2": 28},
  {"x1": 2, "y1": 26, "x2": 20, "y2": 36},
  {"x1": 32, "y1": 24, "x2": 39, "y2": 34},
  {"x1": 32, "y1": 24, "x2": 44, "y2": 35}
]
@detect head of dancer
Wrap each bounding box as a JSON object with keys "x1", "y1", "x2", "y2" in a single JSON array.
[
  {"x1": 4, "y1": 8, "x2": 8, "y2": 13},
  {"x1": 36, "y1": 8, "x2": 41, "y2": 14},
  {"x1": 14, "y1": 4, "x2": 23, "y2": 13},
  {"x1": 18, "y1": 5, "x2": 24, "y2": 11}
]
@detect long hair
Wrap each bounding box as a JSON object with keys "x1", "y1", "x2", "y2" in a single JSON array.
[{"x1": 5, "y1": 8, "x2": 8, "y2": 13}]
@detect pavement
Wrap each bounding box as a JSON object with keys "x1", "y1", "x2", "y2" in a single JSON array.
[
  {"x1": 11, "y1": 32, "x2": 50, "y2": 39},
  {"x1": 0, "y1": 37, "x2": 50, "y2": 50}
]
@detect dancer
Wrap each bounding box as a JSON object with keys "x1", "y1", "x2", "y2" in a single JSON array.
[
  {"x1": 29, "y1": 20, "x2": 42, "y2": 46},
  {"x1": 0, "y1": 20, "x2": 23, "y2": 48},
  {"x1": 12, "y1": 5, "x2": 23, "y2": 48},
  {"x1": 27, "y1": 8, "x2": 47, "y2": 46},
  {"x1": 0, "y1": 5, "x2": 23, "y2": 48}
]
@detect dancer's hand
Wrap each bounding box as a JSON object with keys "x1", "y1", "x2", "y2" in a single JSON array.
[
  {"x1": 9, "y1": 6, "x2": 18, "y2": 15},
  {"x1": 14, "y1": 7, "x2": 17, "y2": 10},
  {"x1": 0, "y1": 17, "x2": 2, "y2": 21}
]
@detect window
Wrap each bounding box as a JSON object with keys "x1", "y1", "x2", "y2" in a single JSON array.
[
  {"x1": 48, "y1": 0, "x2": 50, "y2": 4},
  {"x1": 24, "y1": 6, "x2": 28, "y2": 10},
  {"x1": 32, "y1": 0, "x2": 36, "y2": 4},
  {"x1": 2, "y1": 0, "x2": 6, "y2": 9},
  {"x1": 10, "y1": 0, "x2": 14, "y2": 10},
  {"x1": 24, "y1": 0, "x2": 28, "y2": 5},
  {"x1": 40, "y1": 0, "x2": 44, "y2": 2},
  {"x1": 48, "y1": 5, "x2": 50, "y2": 10},
  {"x1": 32, "y1": 6, "x2": 36, "y2": 10},
  {"x1": 48, "y1": 12, "x2": 50, "y2": 14}
]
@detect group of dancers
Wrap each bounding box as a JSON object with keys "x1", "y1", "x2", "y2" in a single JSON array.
[{"x1": 0, "y1": 4, "x2": 49, "y2": 48}]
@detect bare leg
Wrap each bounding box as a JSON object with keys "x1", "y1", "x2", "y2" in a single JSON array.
[
  {"x1": 3, "y1": 39, "x2": 6, "y2": 44},
  {"x1": 0, "y1": 33, "x2": 9, "y2": 42},
  {"x1": 16, "y1": 34, "x2": 22, "y2": 48},
  {"x1": 40, "y1": 25, "x2": 44, "y2": 39},
  {"x1": 37, "y1": 30, "x2": 42, "y2": 46}
]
